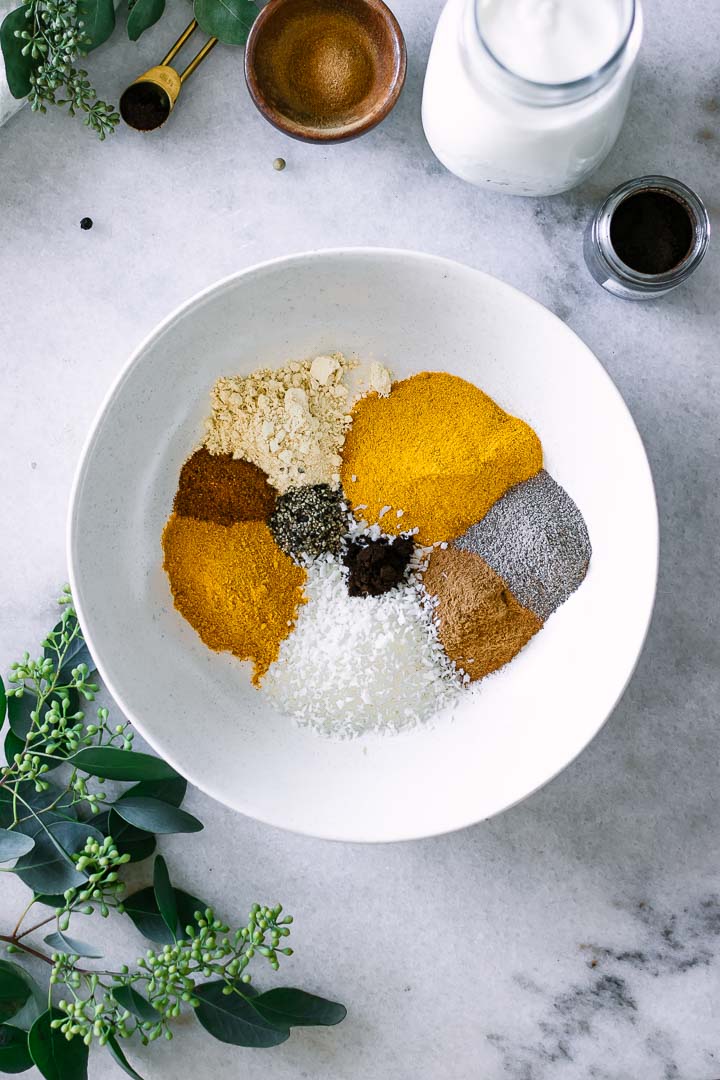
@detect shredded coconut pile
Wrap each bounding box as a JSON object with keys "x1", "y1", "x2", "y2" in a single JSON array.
[
  {"x1": 262, "y1": 556, "x2": 460, "y2": 737},
  {"x1": 204, "y1": 354, "x2": 391, "y2": 493}
]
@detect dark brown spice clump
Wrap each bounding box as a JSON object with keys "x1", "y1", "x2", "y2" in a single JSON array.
[
  {"x1": 173, "y1": 448, "x2": 276, "y2": 526},
  {"x1": 344, "y1": 535, "x2": 414, "y2": 597},
  {"x1": 120, "y1": 82, "x2": 171, "y2": 131}
]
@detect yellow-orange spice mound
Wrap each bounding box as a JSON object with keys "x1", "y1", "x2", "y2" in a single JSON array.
[
  {"x1": 423, "y1": 546, "x2": 542, "y2": 682},
  {"x1": 162, "y1": 515, "x2": 306, "y2": 685},
  {"x1": 340, "y1": 372, "x2": 543, "y2": 545}
]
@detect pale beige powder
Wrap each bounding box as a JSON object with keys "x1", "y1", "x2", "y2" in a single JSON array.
[{"x1": 205, "y1": 354, "x2": 390, "y2": 493}]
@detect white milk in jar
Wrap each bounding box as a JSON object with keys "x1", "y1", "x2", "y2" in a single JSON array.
[{"x1": 422, "y1": 0, "x2": 643, "y2": 196}]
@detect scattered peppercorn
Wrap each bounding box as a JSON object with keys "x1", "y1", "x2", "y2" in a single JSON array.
[
  {"x1": 80, "y1": 217, "x2": 93, "y2": 230},
  {"x1": 273, "y1": 157, "x2": 286, "y2": 171},
  {"x1": 344, "y1": 535, "x2": 414, "y2": 597},
  {"x1": 269, "y1": 484, "x2": 348, "y2": 560}
]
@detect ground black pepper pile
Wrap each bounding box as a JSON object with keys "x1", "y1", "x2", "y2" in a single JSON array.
[
  {"x1": 269, "y1": 484, "x2": 348, "y2": 559},
  {"x1": 344, "y1": 535, "x2": 414, "y2": 597}
]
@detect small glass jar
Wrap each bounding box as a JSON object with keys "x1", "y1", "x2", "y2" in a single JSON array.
[{"x1": 584, "y1": 176, "x2": 711, "y2": 300}]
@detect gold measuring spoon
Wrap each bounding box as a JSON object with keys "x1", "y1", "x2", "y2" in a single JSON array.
[{"x1": 120, "y1": 19, "x2": 218, "y2": 131}]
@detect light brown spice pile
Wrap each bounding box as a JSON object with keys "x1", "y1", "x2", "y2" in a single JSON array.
[
  {"x1": 423, "y1": 546, "x2": 542, "y2": 682},
  {"x1": 162, "y1": 516, "x2": 306, "y2": 685}
]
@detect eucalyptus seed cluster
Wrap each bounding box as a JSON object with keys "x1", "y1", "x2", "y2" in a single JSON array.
[
  {"x1": 63, "y1": 836, "x2": 131, "y2": 922},
  {"x1": 49, "y1": 905, "x2": 295, "y2": 1050},
  {"x1": 12, "y1": 0, "x2": 119, "y2": 138}
]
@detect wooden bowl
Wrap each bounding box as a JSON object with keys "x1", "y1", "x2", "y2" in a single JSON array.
[{"x1": 244, "y1": 0, "x2": 406, "y2": 143}]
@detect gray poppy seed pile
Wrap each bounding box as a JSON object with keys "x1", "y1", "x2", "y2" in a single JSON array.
[
  {"x1": 454, "y1": 469, "x2": 591, "y2": 621},
  {"x1": 269, "y1": 484, "x2": 349, "y2": 560}
]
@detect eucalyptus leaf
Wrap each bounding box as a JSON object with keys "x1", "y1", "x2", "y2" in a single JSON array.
[
  {"x1": 0, "y1": 1024, "x2": 32, "y2": 1074},
  {"x1": 13, "y1": 820, "x2": 102, "y2": 895},
  {"x1": 3, "y1": 729, "x2": 24, "y2": 771},
  {"x1": 194, "y1": 0, "x2": 257, "y2": 45},
  {"x1": 45, "y1": 622, "x2": 93, "y2": 681},
  {"x1": 111, "y1": 985, "x2": 159, "y2": 1025},
  {"x1": 121, "y1": 775, "x2": 187, "y2": 808},
  {"x1": 0, "y1": 965, "x2": 30, "y2": 1025},
  {"x1": 0, "y1": 6, "x2": 36, "y2": 98},
  {"x1": 0, "y1": 829, "x2": 34, "y2": 863},
  {"x1": 251, "y1": 987, "x2": 347, "y2": 1028},
  {"x1": 193, "y1": 982, "x2": 290, "y2": 1047},
  {"x1": 153, "y1": 856, "x2": 177, "y2": 937},
  {"x1": 78, "y1": 0, "x2": 116, "y2": 49},
  {"x1": 127, "y1": 0, "x2": 165, "y2": 41},
  {"x1": 0, "y1": 966, "x2": 44, "y2": 1033},
  {"x1": 6, "y1": 696, "x2": 34, "y2": 742},
  {"x1": 112, "y1": 797, "x2": 202, "y2": 835},
  {"x1": 124, "y1": 886, "x2": 208, "y2": 944},
  {"x1": 68, "y1": 747, "x2": 179, "y2": 782},
  {"x1": 0, "y1": 675, "x2": 6, "y2": 723},
  {"x1": 89, "y1": 810, "x2": 156, "y2": 864},
  {"x1": 28, "y1": 1009, "x2": 88, "y2": 1080},
  {"x1": 43, "y1": 931, "x2": 103, "y2": 959},
  {"x1": 106, "y1": 1034, "x2": 145, "y2": 1080}
]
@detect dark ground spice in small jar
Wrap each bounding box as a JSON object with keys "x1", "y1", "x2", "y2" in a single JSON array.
[
  {"x1": 344, "y1": 534, "x2": 414, "y2": 597},
  {"x1": 610, "y1": 189, "x2": 694, "y2": 274},
  {"x1": 174, "y1": 448, "x2": 276, "y2": 525}
]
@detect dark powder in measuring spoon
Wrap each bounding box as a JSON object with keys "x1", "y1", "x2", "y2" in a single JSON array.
[{"x1": 610, "y1": 190, "x2": 694, "y2": 274}]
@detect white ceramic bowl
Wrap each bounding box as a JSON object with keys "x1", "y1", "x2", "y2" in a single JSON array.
[{"x1": 68, "y1": 249, "x2": 658, "y2": 842}]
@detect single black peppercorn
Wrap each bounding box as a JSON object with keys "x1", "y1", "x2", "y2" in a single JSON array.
[{"x1": 80, "y1": 217, "x2": 93, "y2": 230}]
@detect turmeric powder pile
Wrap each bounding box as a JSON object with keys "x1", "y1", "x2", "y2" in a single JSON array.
[
  {"x1": 340, "y1": 372, "x2": 542, "y2": 545},
  {"x1": 162, "y1": 516, "x2": 306, "y2": 685}
]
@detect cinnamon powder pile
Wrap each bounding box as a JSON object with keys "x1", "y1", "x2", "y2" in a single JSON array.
[
  {"x1": 256, "y1": 8, "x2": 377, "y2": 125},
  {"x1": 423, "y1": 547, "x2": 542, "y2": 683}
]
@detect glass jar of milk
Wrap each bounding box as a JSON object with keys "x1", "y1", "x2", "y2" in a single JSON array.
[{"x1": 422, "y1": 0, "x2": 643, "y2": 197}]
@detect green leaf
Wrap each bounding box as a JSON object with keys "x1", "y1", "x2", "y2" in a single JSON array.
[
  {"x1": 127, "y1": 0, "x2": 164, "y2": 41},
  {"x1": 43, "y1": 932, "x2": 102, "y2": 959},
  {"x1": 0, "y1": 676, "x2": 6, "y2": 724},
  {"x1": 28, "y1": 1010, "x2": 88, "y2": 1080},
  {"x1": 0, "y1": 967, "x2": 44, "y2": 1033},
  {"x1": 0, "y1": 6, "x2": 36, "y2": 98},
  {"x1": 111, "y1": 986, "x2": 157, "y2": 1027},
  {"x1": 124, "y1": 886, "x2": 208, "y2": 944},
  {"x1": 0, "y1": 829, "x2": 34, "y2": 863},
  {"x1": 3, "y1": 729, "x2": 24, "y2": 770},
  {"x1": 0, "y1": 965, "x2": 30, "y2": 1025},
  {"x1": 13, "y1": 820, "x2": 102, "y2": 895},
  {"x1": 121, "y1": 776, "x2": 187, "y2": 808},
  {"x1": 251, "y1": 988, "x2": 347, "y2": 1028},
  {"x1": 194, "y1": 0, "x2": 257, "y2": 45},
  {"x1": 194, "y1": 982, "x2": 289, "y2": 1047},
  {"x1": 6, "y1": 696, "x2": 34, "y2": 742},
  {"x1": 112, "y1": 797, "x2": 202, "y2": 835},
  {"x1": 89, "y1": 810, "x2": 156, "y2": 864},
  {"x1": 153, "y1": 856, "x2": 177, "y2": 937},
  {"x1": 68, "y1": 748, "x2": 179, "y2": 782},
  {"x1": 0, "y1": 1025, "x2": 32, "y2": 1073},
  {"x1": 105, "y1": 1034, "x2": 145, "y2": 1080},
  {"x1": 111, "y1": 986, "x2": 158, "y2": 1025},
  {"x1": 78, "y1": 0, "x2": 115, "y2": 49}
]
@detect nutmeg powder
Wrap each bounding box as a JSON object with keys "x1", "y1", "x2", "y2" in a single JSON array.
[{"x1": 256, "y1": 8, "x2": 377, "y2": 125}]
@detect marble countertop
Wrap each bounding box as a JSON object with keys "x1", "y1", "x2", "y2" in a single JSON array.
[{"x1": 1, "y1": 0, "x2": 719, "y2": 1076}]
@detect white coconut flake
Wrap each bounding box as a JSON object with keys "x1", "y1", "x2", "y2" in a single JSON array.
[{"x1": 262, "y1": 557, "x2": 460, "y2": 737}]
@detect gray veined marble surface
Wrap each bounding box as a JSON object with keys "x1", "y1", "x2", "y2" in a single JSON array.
[{"x1": 0, "y1": 0, "x2": 719, "y2": 1076}]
